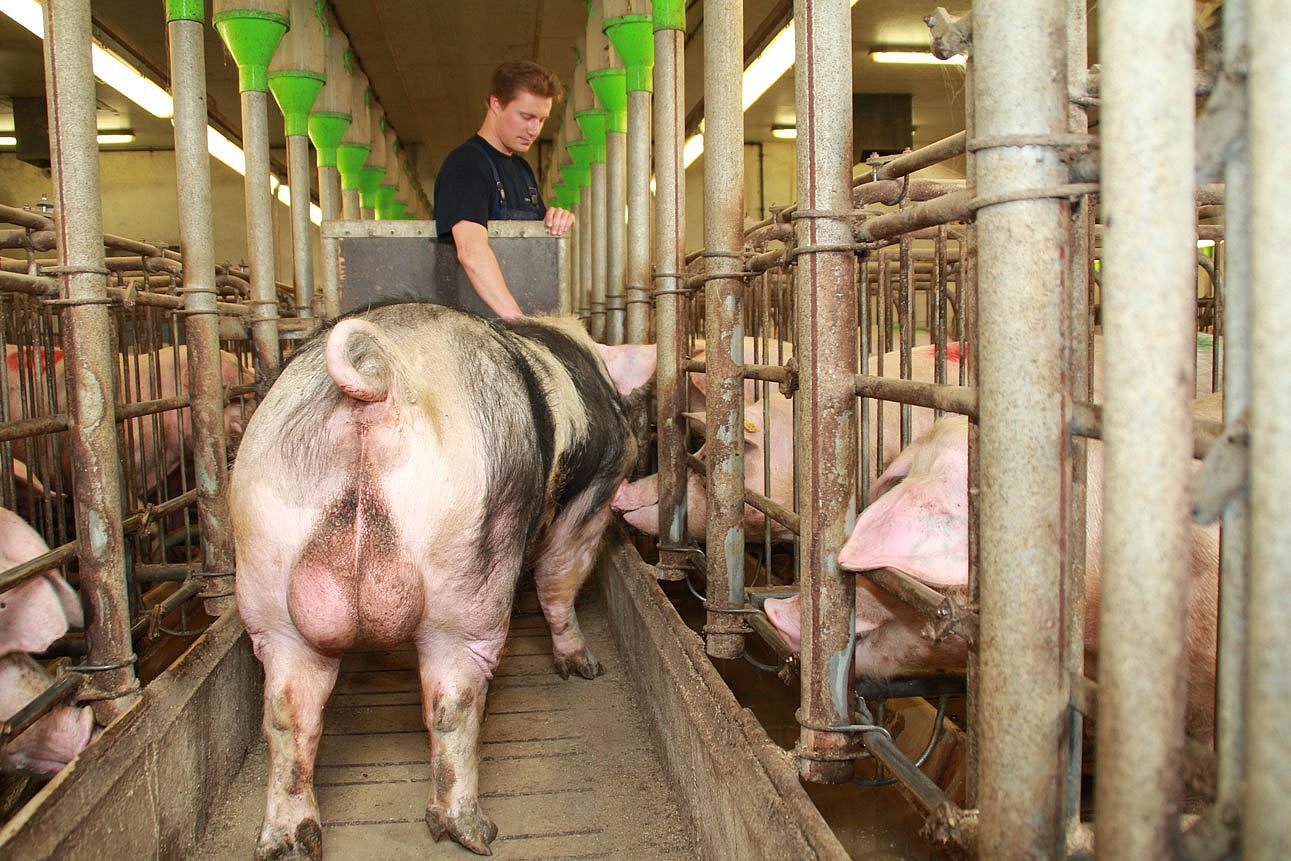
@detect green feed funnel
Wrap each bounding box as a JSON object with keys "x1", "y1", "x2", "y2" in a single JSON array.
[
  {"x1": 335, "y1": 142, "x2": 371, "y2": 191},
  {"x1": 358, "y1": 165, "x2": 385, "y2": 210},
  {"x1": 587, "y1": 69, "x2": 627, "y2": 134},
  {"x1": 166, "y1": 0, "x2": 204, "y2": 22},
  {"x1": 605, "y1": 15, "x2": 654, "y2": 92},
  {"x1": 375, "y1": 182, "x2": 398, "y2": 219},
  {"x1": 308, "y1": 112, "x2": 350, "y2": 167},
  {"x1": 574, "y1": 110, "x2": 607, "y2": 163},
  {"x1": 654, "y1": 0, "x2": 685, "y2": 32},
  {"x1": 213, "y1": 8, "x2": 289, "y2": 93},
  {"x1": 268, "y1": 72, "x2": 324, "y2": 137}
]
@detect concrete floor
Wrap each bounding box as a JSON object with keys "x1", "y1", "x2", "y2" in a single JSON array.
[{"x1": 188, "y1": 590, "x2": 697, "y2": 860}]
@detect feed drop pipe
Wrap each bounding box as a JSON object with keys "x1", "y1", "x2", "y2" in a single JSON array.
[
  {"x1": 213, "y1": 0, "x2": 288, "y2": 376},
  {"x1": 700, "y1": 0, "x2": 746, "y2": 660},
  {"x1": 166, "y1": 0, "x2": 235, "y2": 614},
  {"x1": 268, "y1": 0, "x2": 325, "y2": 318},
  {"x1": 652, "y1": 0, "x2": 689, "y2": 574},
  {"x1": 607, "y1": 13, "x2": 654, "y2": 345},
  {"x1": 973, "y1": 0, "x2": 1071, "y2": 854},
  {"x1": 589, "y1": 68, "x2": 628, "y2": 345},
  {"x1": 308, "y1": 21, "x2": 353, "y2": 318},
  {"x1": 791, "y1": 0, "x2": 859, "y2": 785},
  {"x1": 334, "y1": 66, "x2": 371, "y2": 221},
  {"x1": 1097, "y1": 0, "x2": 1198, "y2": 857},
  {"x1": 41, "y1": 0, "x2": 139, "y2": 722},
  {"x1": 577, "y1": 106, "x2": 609, "y2": 342},
  {"x1": 1245, "y1": 0, "x2": 1291, "y2": 855}
]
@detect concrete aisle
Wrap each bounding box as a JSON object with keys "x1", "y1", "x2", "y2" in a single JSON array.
[{"x1": 189, "y1": 590, "x2": 697, "y2": 859}]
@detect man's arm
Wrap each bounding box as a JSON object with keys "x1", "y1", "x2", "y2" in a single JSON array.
[{"x1": 450, "y1": 220, "x2": 524, "y2": 319}]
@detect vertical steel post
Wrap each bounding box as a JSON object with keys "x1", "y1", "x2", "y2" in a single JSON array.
[
  {"x1": 1096, "y1": 0, "x2": 1196, "y2": 857},
  {"x1": 581, "y1": 186, "x2": 594, "y2": 322},
  {"x1": 1245, "y1": 0, "x2": 1291, "y2": 855},
  {"x1": 792, "y1": 0, "x2": 857, "y2": 785},
  {"x1": 317, "y1": 163, "x2": 342, "y2": 316},
  {"x1": 652, "y1": 0, "x2": 689, "y2": 565},
  {"x1": 1216, "y1": 0, "x2": 1250, "y2": 823},
  {"x1": 701, "y1": 0, "x2": 746, "y2": 660},
  {"x1": 167, "y1": 0, "x2": 236, "y2": 616},
  {"x1": 42, "y1": 0, "x2": 140, "y2": 722},
  {"x1": 625, "y1": 86, "x2": 652, "y2": 343},
  {"x1": 600, "y1": 74, "x2": 628, "y2": 345},
  {"x1": 590, "y1": 158, "x2": 607, "y2": 339},
  {"x1": 285, "y1": 135, "x2": 313, "y2": 315},
  {"x1": 974, "y1": 0, "x2": 1070, "y2": 854}
]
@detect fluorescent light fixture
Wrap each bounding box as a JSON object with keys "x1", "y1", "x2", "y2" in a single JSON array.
[
  {"x1": 0, "y1": 135, "x2": 15, "y2": 146},
  {"x1": 771, "y1": 126, "x2": 797, "y2": 140},
  {"x1": 685, "y1": 0, "x2": 859, "y2": 169},
  {"x1": 869, "y1": 49, "x2": 966, "y2": 66},
  {"x1": 1197, "y1": 239, "x2": 1216, "y2": 249},
  {"x1": 1, "y1": 0, "x2": 319, "y2": 225}
]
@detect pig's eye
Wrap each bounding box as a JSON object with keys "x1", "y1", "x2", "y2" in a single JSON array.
[{"x1": 0, "y1": 601, "x2": 6, "y2": 609}]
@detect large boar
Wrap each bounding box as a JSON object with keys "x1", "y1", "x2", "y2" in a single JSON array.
[
  {"x1": 231, "y1": 303, "x2": 654, "y2": 858},
  {"x1": 765, "y1": 395, "x2": 1221, "y2": 740},
  {"x1": 0, "y1": 506, "x2": 95, "y2": 776}
]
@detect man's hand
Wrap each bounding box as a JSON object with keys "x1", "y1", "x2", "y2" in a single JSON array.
[{"x1": 544, "y1": 206, "x2": 575, "y2": 236}]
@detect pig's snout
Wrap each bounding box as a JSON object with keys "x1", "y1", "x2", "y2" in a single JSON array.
[
  {"x1": 4, "y1": 702, "x2": 95, "y2": 776},
  {"x1": 763, "y1": 596, "x2": 802, "y2": 652}
]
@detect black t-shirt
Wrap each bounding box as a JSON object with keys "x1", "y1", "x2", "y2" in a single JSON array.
[{"x1": 433, "y1": 135, "x2": 546, "y2": 240}]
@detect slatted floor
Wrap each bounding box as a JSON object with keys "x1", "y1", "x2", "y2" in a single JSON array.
[{"x1": 189, "y1": 590, "x2": 696, "y2": 859}]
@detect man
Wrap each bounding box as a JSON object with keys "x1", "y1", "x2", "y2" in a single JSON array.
[{"x1": 434, "y1": 60, "x2": 576, "y2": 319}]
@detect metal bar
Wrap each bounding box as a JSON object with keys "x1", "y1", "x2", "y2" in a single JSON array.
[
  {"x1": 287, "y1": 134, "x2": 314, "y2": 317},
  {"x1": 854, "y1": 376, "x2": 977, "y2": 418},
  {"x1": 128, "y1": 579, "x2": 202, "y2": 640},
  {"x1": 1215, "y1": 0, "x2": 1250, "y2": 838},
  {"x1": 0, "y1": 543, "x2": 80, "y2": 595},
  {"x1": 973, "y1": 0, "x2": 1069, "y2": 853},
  {"x1": 855, "y1": 131, "x2": 968, "y2": 185},
  {"x1": 792, "y1": 0, "x2": 858, "y2": 786},
  {"x1": 1097, "y1": 0, "x2": 1197, "y2": 855},
  {"x1": 701, "y1": 0, "x2": 747, "y2": 661},
  {"x1": 241, "y1": 89, "x2": 282, "y2": 375},
  {"x1": 625, "y1": 88, "x2": 652, "y2": 344},
  {"x1": 0, "y1": 668, "x2": 85, "y2": 746},
  {"x1": 168, "y1": 10, "x2": 236, "y2": 616},
  {"x1": 652, "y1": 8, "x2": 689, "y2": 568},
  {"x1": 41, "y1": 0, "x2": 139, "y2": 723},
  {"x1": 605, "y1": 129, "x2": 626, "y2": 344},
  {"x1": 0, "y1": 414, "x2": 72, "y2": 443},
  {"x1": 1246, "y1": 0, "x2": 1291, "y2": 855},
  {"x1": 589, "y1": 160, "x2": 608, "y2": 341},
  {"x1": 318, "y1": 163, "x2": 342, "y2": 317}
]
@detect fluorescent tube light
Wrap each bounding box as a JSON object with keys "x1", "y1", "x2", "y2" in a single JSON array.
[
  {"x1": 1, "y1": 132, "x2": 136, "y2": 145},
  {"x1": 0, "y1": 136, "x2": 15, "y2": 146},
  {"x1": 771, "y1": 126, "x2": 797, "y2": 140},
  {"x1": 869, "y1": 49, "x2": 966, "y2": 66},
  {"x1": 685, "y1": 0, "x2": 859, "y2": 168}
]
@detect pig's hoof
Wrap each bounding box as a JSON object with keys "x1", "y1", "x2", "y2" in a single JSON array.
[
  {"x1": 426, "y1": 803, "x2": 498, "y2": 855},
  {"x1": 554, "y1": 649, "x2": 603, "y2": 680},
  {"x1": 253, "y1": 818, "x2": 322, "y2": 860}
]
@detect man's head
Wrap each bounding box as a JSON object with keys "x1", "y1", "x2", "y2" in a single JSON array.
[{"x1": 483, "y1": 60, "x2": 562, "y2": 155}]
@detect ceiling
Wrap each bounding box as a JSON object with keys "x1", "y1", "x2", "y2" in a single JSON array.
[{"x1": 0, "y1": 0, "x2": 977, "y2": 199}]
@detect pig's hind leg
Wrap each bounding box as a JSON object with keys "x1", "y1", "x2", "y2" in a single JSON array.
[
  {"x1": 416, "y1": 633, "x2": 501, "y2": 855},
  {"x1": 249, "y1": 632, "x2": 340, "y2": 861},
  {"x1": 532, "y1": 503, "x2": 613, "y2": 680}
]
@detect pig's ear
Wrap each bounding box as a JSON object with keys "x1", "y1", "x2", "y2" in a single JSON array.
[
  {"x1": 686, "y1": 373, "x2": 707, "y2": 411},
  {"x1": 45, "y1": 573, "x2": 84, "y2": 629},
  {"x1": 595, "y1": 344, "x2": 658, "y2": 396},
  {"x1": 681, "y1": 410, "x2": 708, "y2": 432},
  {"x1": 870, "y1": 442, "x2": 919, "y2": 503}
]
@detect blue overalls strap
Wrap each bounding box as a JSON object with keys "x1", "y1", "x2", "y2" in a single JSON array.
[{"x1": 467, "y1": 138, "x2": 542, "y2": 221}]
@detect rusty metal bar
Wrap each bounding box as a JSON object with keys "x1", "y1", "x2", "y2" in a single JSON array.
[
  {"x1": 854, "y1": 376, "x2": 977, "y2": 418},
  {"x1": 168, "y1": 8, "x2": 237, "y2": 617},
  {"x1": 240, "y1": 88, "x2": 282, "y2": 375},
  {"x1": 1096, "y1": 0, "x2": 1197, "y2": 855},
  {"x1": 625, "y1": 87, "x2": 652, "y2": 344},
  {"x1": 701, "y1": 0, "x2": 747, "y2": 660},
  {"x1": 605, "y1": 125, "x2": 627, "y2": 345},
  {"x1": 973, "y1": 0, "x2": 1070, "y2": 853},
  {"x1": 0, "y1": 666, "x2": 85, "y2": 746},
  {"x1": 1246, "y1": 0, "x2": 1291, "y2": 855},
  {"x1": 652, "y1": 3, "x2": 690, "y2": 576},
  {"x1": 792, "y1": 0, "x2": 858, "y2": 786},
  {"x1": 41, "y1": 0, "x2": 139, "y2": 723},
  {"x1": 855, "y1": 131, "x2": 968, "y2": 185}
]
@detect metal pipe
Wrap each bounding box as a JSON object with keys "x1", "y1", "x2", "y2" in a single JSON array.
[
  {"x1": 589, "y1": 161, "x2": 608, "y2": 340},
  {"x1": 241, "y1": 89, "x2": 282, "y2": 375},
  {"x1": 1246, "y1": 0, "x2": 1291, "y2": 854},
  {"x1": 318, "y1": 164, "x2": 342, "y2": 316},
  {"x1": 854, "y1": 376, "x2": 977, "y2": 419},
  {"x1": 973, "y1": 0, "x2": 1069, "y2": 853},
  {"x1": 1214, "y1": 0, "x2": 1250, "y2": 838},
  {"x1": 286, "y1": 134, "x2": 314, "y2": 316},
  {"x1": 168, "y1": 7, "x2": 236, "y2": 617},
  {"x1": 1097, "y1": 0, "x2": 1197, "y2": 855},
  {"x1": 792, "y1": 0, "x2": 858, "y2": 785},
  {"x1": 652, "y1": 2, "x2": 689, "y2": 572},
  {"x1": 41, "y1": 0, "x2": 139, "y2": 723},
  {"x1": 625, "y1": 88, "x2": 651, "y2": 343},
  {"x1": 855, "y1": 131, "x2": 968, "y2": 185},
  {"x1": 605, "y1": 129, "x2": 627, "y2": 344},
  {"x1": 581, "y1": 192, "x2": 594, "y2": 322},
  {"x1": 701, "y1": 0, "x2": 747, "y2": 661}
]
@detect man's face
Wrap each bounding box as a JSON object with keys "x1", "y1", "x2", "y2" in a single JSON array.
[{"x1": 489, "y1": 90, "x2": 552, "y2": 155}]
